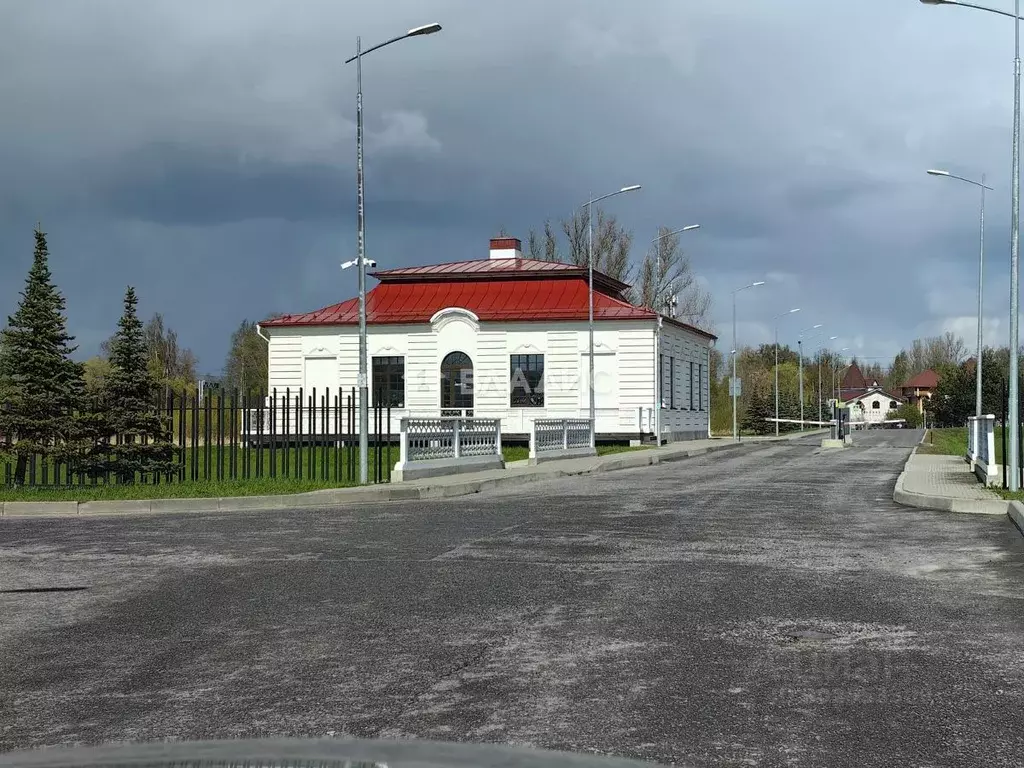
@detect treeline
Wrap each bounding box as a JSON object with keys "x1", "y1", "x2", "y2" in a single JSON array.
[
  {"x1": 0, "y1": 230, "x2": 171, "y2": 484},
  {"x1": 0, "y1": 229, "x2": 275, "y2": 486},
  {"x1": 706, "y1": 332, "x2": 972, "y2": 434}
]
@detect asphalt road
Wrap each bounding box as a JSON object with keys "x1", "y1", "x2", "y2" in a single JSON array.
[{"x1": 2, "y1": 429, "x2": 1023, "y2": 767}]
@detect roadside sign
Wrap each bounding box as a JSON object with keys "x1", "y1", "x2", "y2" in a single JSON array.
[{"x1": 730, "y1": 377, "x2": 742, "y2": 397}]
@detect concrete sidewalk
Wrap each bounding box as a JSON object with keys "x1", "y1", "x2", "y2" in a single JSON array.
[{"x1": 0, "y1": 430, "x2": 824, "y2": 518}]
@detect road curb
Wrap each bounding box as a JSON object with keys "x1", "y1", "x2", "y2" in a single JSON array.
[
  {"x1": 0, "y1": 432, "x2": 817, "y2": 519},
  {"x1": 892, "y1": 481, "x2": 1008, "y2": 515},
  {"x1": 1008, "y1": 501, "x2": 1024, "y2": 537},
  {"x1": 892, "y1": 459, "x2": 1009, "y2": 516}
]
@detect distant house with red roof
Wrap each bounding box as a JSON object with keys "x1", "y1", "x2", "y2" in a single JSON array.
[
  {"x1": 899, "y1": 369, "x2": 940, "y2": 413},
  {"x1": 259, "y1": 237, "x2": 718, "y2": 441},
  {"x1": 837, "y1": 361, "x2": 905, "y2": 425}
]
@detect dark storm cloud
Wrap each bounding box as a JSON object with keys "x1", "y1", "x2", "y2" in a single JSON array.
[{"x1": 0, "y1": 0, "x2": 1020, "y2": 369}]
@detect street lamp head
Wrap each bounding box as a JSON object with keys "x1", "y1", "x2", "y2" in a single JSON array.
[
  {"x1": 789, "y1": 308, "x2": 801, "y2": 314},
  {"x1": 619, "y1": 184, "x2": 642, "y2": 193},
  {"x1": 753, "y1": 281, "x2": 766, "y2": 286},
  {"x1": 919, "y1": 0, "x2": 954, "y2": 4},
  {"x1": 682, "y1": 224, "x2": 701, "y2": 231},
  {"x1": 812, "y1": 323, "x2": 823, "y2": 329},
  {"x1": 829, "y1": 335, "x2": 839, "y2": 340},
  {"x1": 927, "y1": 169, "x2": 951, "y2": 176},
  {"x1": 407, "y1": 23, "x2": 442, "y2": 36}
]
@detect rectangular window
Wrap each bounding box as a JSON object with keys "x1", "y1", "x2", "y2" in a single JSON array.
[
  {"x1": 698, "y1": 363, "x2": 704, "y2": 411},
  {"x1": 372, "y1": 356, "x2": 405, "y2": 407},
  {"x1": 689, "y1": 361, "x2": 695, "y2": 410},
  {"x1": 660, "y1": 354, "x2": 672, "y2": 408},
  {"x1": 669, "y1": 357, "x2": 675, "y2": 409},
  {"x1": 510, "y1": 354, "x2": 544, "y2": 407}
]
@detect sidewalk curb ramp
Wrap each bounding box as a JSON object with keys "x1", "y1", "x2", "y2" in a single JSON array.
[{"x1": 0, "y1": 431, "x2": 824, "y2": 519}]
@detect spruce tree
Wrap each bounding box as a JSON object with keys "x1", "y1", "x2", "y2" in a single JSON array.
[
  {"x1": 0, "y1": 228, "x2": 84, "y2": 485},
  {"x1": 104, "y1": 286, "x2": 176, "y2": 483},
  {"x1": 741, "y1": 387, "x2": 774, "y2": 436}
]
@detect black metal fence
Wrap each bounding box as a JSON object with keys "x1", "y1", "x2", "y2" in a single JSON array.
[
  {"x1": 1, "y1": 387, "x2": 395, "y2": 489},
  {"x1": 999, "y1": 378, "x2": 1023, "y2": 490}
]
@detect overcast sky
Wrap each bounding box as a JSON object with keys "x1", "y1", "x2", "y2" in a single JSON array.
[{"x1": 0, "y1": 0, "x2": 1019, "y2": 374}]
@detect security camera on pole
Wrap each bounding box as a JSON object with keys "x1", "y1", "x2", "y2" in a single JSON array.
[{"x1": 345, "y1": 22, "x2": 442, "y2": 484}]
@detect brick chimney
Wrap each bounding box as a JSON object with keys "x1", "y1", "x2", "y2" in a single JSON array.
[{"x1": 489, "y1": 236, "x2": 523, "y2": 260}]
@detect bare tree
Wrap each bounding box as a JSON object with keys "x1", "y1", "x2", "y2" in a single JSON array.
[
  {"x1": 632, "y1": 226, "x2": 713, "y2": 331},
  {"x1": 526, "y1": 221, "x2": 559, "y2": 262},
  {"x1": 902, "y1": 333, "x2": 968, "y2": 376},
  {"x1": 527, "y1": 207, "x2": 635, "y2": 284}
]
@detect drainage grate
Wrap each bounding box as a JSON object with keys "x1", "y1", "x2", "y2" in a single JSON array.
[{"x1": 0, "y1": 586, "x2": 89, "y2": 594}]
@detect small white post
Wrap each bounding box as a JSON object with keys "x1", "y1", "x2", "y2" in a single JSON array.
[
  {"x1": 453, "y1": 418, "x2": 462, "y2": 459},
  {"x1": 529, "y1": 419, "x2": 537, "y2": 460},
  {"x1": 985, "y1": 414, "x2": 996, "y2": 480},
  {"x1": 563, "y1": 420, "x2": 569, "y2": 450},
  {"x1": 494, "y1": 418, "x2": 502, "y2": 456},
  {"x1": 399, "y1": 418, "x2": 409, "y2": 466},
  {"x1": 968, "y1": 416, "x2": 978, "y2": 465}
]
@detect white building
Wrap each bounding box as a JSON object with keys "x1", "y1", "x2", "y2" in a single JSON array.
[
  {"x1": 843, "y1": 386, "x2": 903, "y2": 426},
  {"x1": 259, "y1": 237, "x2": 717, "y2": 442}
]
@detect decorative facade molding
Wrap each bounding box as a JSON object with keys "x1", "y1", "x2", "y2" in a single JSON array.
[{"x1": 430, "y1": 307, "x2": 480, "y2": 333}]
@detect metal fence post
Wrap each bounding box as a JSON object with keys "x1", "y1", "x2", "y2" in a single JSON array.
[
  {"x1": 453, "y1": 418, "x2": 462, "y2": 459},
  {"x1": 563, "y1": 419, "x2": 569, "y2": 450},
  {"x1": 494, "y1": 418, "x2": 502, "y2": 456}
]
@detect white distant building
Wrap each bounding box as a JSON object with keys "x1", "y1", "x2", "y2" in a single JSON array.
[
  {"x1": 259, "y1": 237, "x2": 717, "y2": 442},
  {"x1": 843, "y1": 387, "x2": 904, "y2": 425}
]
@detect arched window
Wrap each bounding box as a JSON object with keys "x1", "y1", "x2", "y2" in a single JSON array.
[
  {"x1": 890, "y1": 401, "x2": 898, "y2": 410},
  {"x1": 441, "y1": 351, "x2": 474, "y2": 414},
  {"x1": 872, "y1": 400, "x2": 880, "y2": 410}
]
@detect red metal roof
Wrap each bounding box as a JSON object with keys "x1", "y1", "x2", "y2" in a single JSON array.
[
  {"x1": 902, "y1": 369, "x2": 940, "y2": 389},
  {"x1": 261, "y1": 277, "x2": 717, "y2": 340},
  {"x1": 263, "y1": 277, "x2": 652, "y2": 326},
  {"x1": 372, "y1": 258, "x2": 579, "y2": 278},
  {"x1": 841, "y1": 363, "x2": 868, "y2": 391}
]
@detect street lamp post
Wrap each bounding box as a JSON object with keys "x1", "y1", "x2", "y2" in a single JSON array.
[
  {"x1": 345, "y1": 22, "x2": 442, "y2": 485},
  {"x1": 651, "y1": 224, "x2": 701, "y2": 444},
  {"x1": 731, "y1": 281, "x2": 766, "y2": 441},
  {"x1": 581, "y1": 185, "x2": 642, "y2": 446},
  {"x1": 833, "y1": 347, "x2": 851, "y2": 403},
  {"x1": 927, "y1": 169, "x2": 993, "y2": 420},
  {"x1": 919, "y1": 0, "x2": 1021, "y2": 490},
  {"x1": 653, "y1": 224, "x2": 700, "y2": 279},
  {"x1": 796, "y1": 324, "x2": 823, "y2": 430},
  {"x1": 816, "y1": 336, "x2": 839, "y2": 423},
  {"x1": 772, "y1": 308, "x2": 801, "y2": 436}
]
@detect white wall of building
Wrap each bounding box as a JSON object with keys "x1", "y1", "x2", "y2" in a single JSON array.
[
  {"x1": 845, "y1": 389, "x2": 902, "y2": 424},
  {"x1": 657, "y1": 320, "x2": 713, "y2": 440},
  {"x1": 266, "y1": 312, "x2": 713, "y2": 439}
]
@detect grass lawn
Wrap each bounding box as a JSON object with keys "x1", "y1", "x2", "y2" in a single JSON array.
[
  {"x1": 0, "y1": 477, "x2": 353, "y2": 502},
  {"x1": 918, "y1": 427, "x2": 1006, "y2": 465},
  {"x1": 3, "y1": 443, "x2": 652, "y2": 503}
]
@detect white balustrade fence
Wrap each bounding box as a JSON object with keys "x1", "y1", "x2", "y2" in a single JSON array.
[
  {"x1": 529, "y1": 418, "x2": 596, "y2": 463},
  {"x1": 392, "y1": 417, "x2": 504, "y2": 481},
  {"x1": 530, "y1": 418, "x2": 593, "y2": 455}
]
